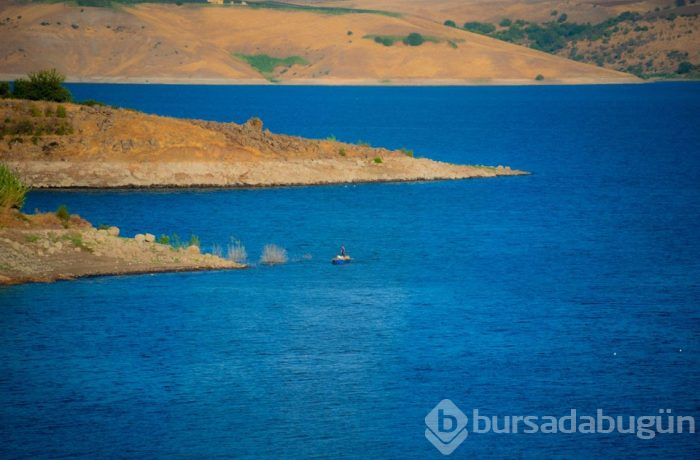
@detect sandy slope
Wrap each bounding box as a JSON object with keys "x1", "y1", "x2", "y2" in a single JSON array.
[
  {"x1": 0, "y1": 100, "x2": 526, "y2": 188},
  {"x1": 0, "y1": 2, "x2": 636, "y2": 84}
]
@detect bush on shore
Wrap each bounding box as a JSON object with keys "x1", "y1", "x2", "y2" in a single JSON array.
[
  {"x1": 55, "y1": 204, "x2": 70, "y2": 221},
  {"x1": 0, "y1": 164, "x2": 30, "y2": 211},
  {"x1": 12, "y1": 69, "x2": 72, "y2": 103}
]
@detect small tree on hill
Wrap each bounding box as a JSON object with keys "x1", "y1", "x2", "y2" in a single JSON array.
[
  {"x1": 444, "y1": 20, "x2": 456, "y2": 27},
  {"x1": 0, "y1": 82, "x2": 10, "y2": 98},
  {"x1": 676, "y1": 62, "x2": 694, "y2": 74},
  {"x1": 12, "y1": 69, "x2": 72, "y2": 102},
  {"x1": 403, "y1": 32, "x2": 425, "y2": 46}
]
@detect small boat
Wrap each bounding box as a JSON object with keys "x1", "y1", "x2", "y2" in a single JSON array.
[{"x1": 331, "y1": 255, "x2": 352, "y2": 265}]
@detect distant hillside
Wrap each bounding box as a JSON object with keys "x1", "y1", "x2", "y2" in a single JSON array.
[
  {"x1": 0, "y1": 1, "x2": 634, "y2": 84},
  {"x1": 312, "y1": 0, "x2": 699, "y2": 79}
]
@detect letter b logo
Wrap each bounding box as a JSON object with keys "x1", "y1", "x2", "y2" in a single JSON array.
[
  {"x1": 425, "y1": 400, "x2": 468, "y2": 455},
  {"x1": 438, "y1": 409, "x2": 458, "y2": 433}
]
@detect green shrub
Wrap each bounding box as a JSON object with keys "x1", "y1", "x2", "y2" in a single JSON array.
[
  {"x1": 400, "y1": 148, "x2": 414, "y2": 157},
  {"x1": 499, "y1": 18, "x2": 512, "y2": 27},
  {"x1": 76, "y1": 0, "x2": 112, "y2": 6},
  {"x1": 373, "y1": 156, "x2": 383, "y2": 164},
  {"x1": 170, "y1": 233, "x2": 182, "y2": 249},
  {"x1": 403, "y1": 32, "x2": 425, "y2": 46},
  {"x1": 56, "y1": 105, "x2": 67, "y2": 118},
  {"x1": 29, "y1": 105, "x2": 41, "y2": 117},
  {"x1": 189, "y1": 234, "x2": 200, "y2": 247},
  {"x1": 12, "y1": 69, "x2": 72, "y2": 102},
  {"x1": 234, "y1": 53, "x2": 309, "y2": 76},
  {"x1": 56, "y1": 204, "x2": 70, "y2": 221},
  {"x1": 338, "y1": 147, "x2": 346, "y2": 156},
  {"x1": 677, "y1": 61, "x2": 694, "y2": 74},
  {"x1": 14, "y1": 120, "x2": 34, "y2": 135},
  {"x1": 0, "y1": 164, "x2": 30, "y2": 210},
  {"x1": 0, "y1": 82, "x2": 10, "y2": 98},
  {"x1": 464, "y1": 21, "x2": 496, "y2": 34},
  {"x1": 374, "y1": 36, "x2": 395, "y2": 46},
  {"x1": 157, "y1": 234, "x2": 170, "y2": 245},
  {"x1": 80, "y1": 99, "x2": 106, "y2": 107},
  {"x1": 444, "y1": 19, "x2": 456, "y2": 27},
  {"x1": 66, "y1": 232, "x2": 90, "y2": 251},
  {"x1": 535, "y1": 74, "x2": 545, "y2": 81}
]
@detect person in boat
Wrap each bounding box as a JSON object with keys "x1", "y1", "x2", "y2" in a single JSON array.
[{"x1": 340, "y1": 245, "x2": 346, "y2": 258}]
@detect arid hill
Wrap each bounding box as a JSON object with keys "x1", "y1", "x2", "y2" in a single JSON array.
[
  {"x1": 0, "y1": 1, "x2": 636, "y2": 84},
  {"x1": 0, "y1": 99, "x2": 526, "y2": 187},
  {"x1": 314, "y1": 0, "x2": 699, "y2": 78}
]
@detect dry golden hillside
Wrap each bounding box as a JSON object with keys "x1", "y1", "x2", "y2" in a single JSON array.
[
  {"x1": 319, "y1": 0, "x2": 699, "y2": 78},
  {"x1": 0, "y1": 1, "x2": 635, "y2": 84},
  {"x1": 313, "y1": 0, "x2": 668, "y2": 24}
]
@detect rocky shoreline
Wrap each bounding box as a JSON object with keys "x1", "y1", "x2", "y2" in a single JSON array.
[
  {"x1": 0, "y1": 211, "x2": 244, "y2": 285},
  {"x1": 4, "y1": 159, "x2": 525, "y2": 189}
]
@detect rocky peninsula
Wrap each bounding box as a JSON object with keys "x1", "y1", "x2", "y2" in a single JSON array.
[
  {"x1": 0, "y1": 100, "x2": 526, "y2": 188},
  {"x1": 0, "y1": 209, "x2": 243, "y2": 285}
]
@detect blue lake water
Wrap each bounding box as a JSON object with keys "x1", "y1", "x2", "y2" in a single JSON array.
[{"x1": 1, "y1": 83, "x2": 700, "y2": 458}]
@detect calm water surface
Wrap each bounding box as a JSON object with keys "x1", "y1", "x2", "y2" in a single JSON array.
[{"x1": 1, "y1": 83, "x2": 699, "y2": 458}]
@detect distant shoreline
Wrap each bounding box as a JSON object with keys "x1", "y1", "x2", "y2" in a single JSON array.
[{"x1": 0, "y1": 75, "x2": 644, "y2": 86}]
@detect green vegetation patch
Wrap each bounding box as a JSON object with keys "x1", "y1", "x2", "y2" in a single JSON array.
[
  {"x1": 0, "y1": 164, "x2": 30, "y2": 211},
  {"x1": 11, "y1": 69, "x2": 72, "y2": 102},
  {"x1": 30, "y1": 0, "x2": 209, "y2": 6},
  {"x1": 443, "y1": 10, "x2": 699, "y2": 79},
  {"x1": 55, "y1": 204, "x2": 70, "y2": 221},
  {"x1": 449, "y1": 11, "x2": 647, "y2": 53},
  {"x1": 245, "y1": 1, "x2": 401, "y2": 18},
  {"x1": 234, "y1": 53, "x2": 309, "y2": 79},
  {"x1": 364, "y1": 33, "x2": 440, "y2": 47},
  {"x1": 463, "y1": 21, "x2": 496, "y2": 35}
]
